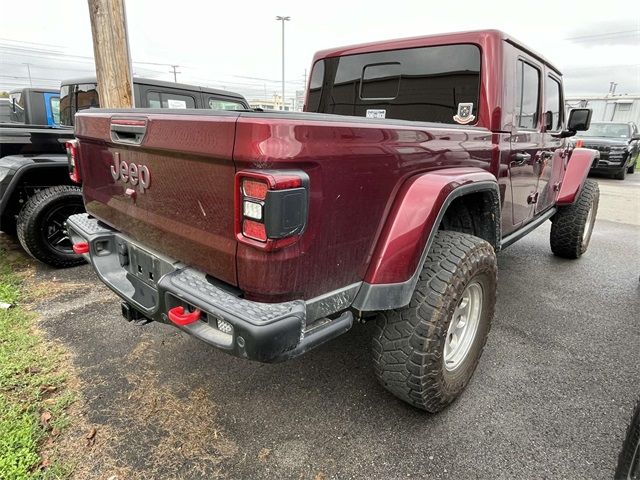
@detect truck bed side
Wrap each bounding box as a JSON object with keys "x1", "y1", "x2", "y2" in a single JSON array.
[{"x1": 75, "y1": 109, "x2": 496, "y2": 301}]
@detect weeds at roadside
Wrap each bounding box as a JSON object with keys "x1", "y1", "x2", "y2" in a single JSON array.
[{"x1": 0, "y1": 245, "x2": 75, "y2": 479}]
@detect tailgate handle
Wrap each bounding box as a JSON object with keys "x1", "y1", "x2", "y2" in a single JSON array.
[{"x1": 110, "y1": 119, "x2": 147, "y2": 145}]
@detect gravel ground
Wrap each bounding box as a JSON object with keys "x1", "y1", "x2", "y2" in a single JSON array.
[{"x1": 7, "y1": 174, "x2": 640, "y2": 479}]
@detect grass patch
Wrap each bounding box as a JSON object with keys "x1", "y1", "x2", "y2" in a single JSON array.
[{"x1": 0, "y1": 247, "x2": 73, "y2": 479}]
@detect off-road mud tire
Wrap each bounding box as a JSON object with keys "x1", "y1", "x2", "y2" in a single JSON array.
[
  {"x1": 16, "y1": 186, "x2": 85, "y2": 268},
  {"x1": 550, "y1": 179, "x2": 599, "y2": 259},
  {"x1": 372, "y1": 231, "x2": 497, "y2": 412}
]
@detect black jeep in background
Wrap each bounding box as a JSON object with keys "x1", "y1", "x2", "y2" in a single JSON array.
[
  {"x1": 0, "y1": 77, "x2": 249, "y2": 267},
  {"x1": 574, "y1": 121, "x2": 640, "y2": 180}
]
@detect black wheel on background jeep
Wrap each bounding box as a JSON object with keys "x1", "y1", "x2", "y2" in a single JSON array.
[
  {"x1": 628, "y1": 160, "x2": 636, "y2": 174},
  {"x1": 614, "y1": 166, "x2": 627, "y2": 180},
  {"x1": 372, "y1": 231, "x2": 497, "y2": 412},
  {"x1": 550, "y1": 179, "x2": 599, "y2": 259},
  {"x1": 16, "y1": 186, "x2": 86, "y2": 268}
]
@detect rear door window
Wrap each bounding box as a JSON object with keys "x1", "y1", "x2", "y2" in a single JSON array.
[
  {"x1": 515, "y1": 61, "x2": 540, "y2": 130},
  {"x1": 306, "y1": 44, "x2": 481, "y2": 124},
  {"x1": 544, "y1": 75, "x2": 562, "y2": 131},
  {"x1": 146, "y1": 91, "x2": 196, "y2": 109},
  {"x1": 207, "y1": 98, "x2": 245, "y2": 110}
]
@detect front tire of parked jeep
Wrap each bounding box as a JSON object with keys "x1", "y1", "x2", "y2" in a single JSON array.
[
  {"x1": 614, "y1": 167, "x2": 627, "y2": 180},
  {"x1": 372, "y1": 231, "x2": 497, "y2": 412},
  {"x1": 550, "y1": 179, "x2": 599, "y2": 259},
  {"x1": 627, "y1": 161, "x2": 636, "y2": 174},
  {"x1": 16, "y1": 186, "x2": 86, "y2": 268}
]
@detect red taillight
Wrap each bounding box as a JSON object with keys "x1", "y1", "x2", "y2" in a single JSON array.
[
  {"x1": 235, "y1": 170, "x2": 308, "y2": 250},
  {"x1": 575, "y1": 139, "x2": 584, "y2": 148},
  {"x1": 66, "y1": 140, "x2": 81, "y2": 184},
  {"x1": 242, "y1": 219, "x2": 267, "y2": 241},
  {"x1": 242, "y1": 179, "x2": 268, "y2": 200}
]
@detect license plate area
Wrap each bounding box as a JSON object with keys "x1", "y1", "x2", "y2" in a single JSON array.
[{"x1": 126, "y1": 243, "x2": 163, "y2": 287}]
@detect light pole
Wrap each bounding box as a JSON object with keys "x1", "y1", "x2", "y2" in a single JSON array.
[
  {"x1": 276, "y1": 15, "x2": 290, "y2": 110},
  {"x1": 23, "y1": 63, "x2": 32, "y2": 87}
]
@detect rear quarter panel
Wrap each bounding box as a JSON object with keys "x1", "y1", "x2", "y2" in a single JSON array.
[{"x1": 233, "y1": 115, "x2": 496, "y2": 301}]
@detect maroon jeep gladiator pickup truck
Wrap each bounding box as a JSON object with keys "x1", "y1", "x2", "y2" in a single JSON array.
[{"x1": 66, "y1": 30, "x2": 598, "y2": 412}]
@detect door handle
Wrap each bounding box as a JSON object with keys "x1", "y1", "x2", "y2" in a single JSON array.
[{"x1": 511, "y1": 152, "x2": 531, "y2": 167}]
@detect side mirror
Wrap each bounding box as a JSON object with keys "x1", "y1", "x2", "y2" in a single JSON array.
[
  {"x1": 554, "y1": 108, "x2": 592, "y2": 138},
  {"x1": 632, "y1": 133, "x2": 640, "y2": 141},
  {"x1": 567, "y1": 108, "x2": 592, "y2": 132}
]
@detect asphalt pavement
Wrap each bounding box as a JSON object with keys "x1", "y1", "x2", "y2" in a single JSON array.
[{"x1": 8, "y1": 174, "x2": 640, "y2": 479}]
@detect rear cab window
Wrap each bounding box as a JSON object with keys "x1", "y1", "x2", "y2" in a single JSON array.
[{"x1": 306, "y1": 44, "x2": 481, "y2": 125}]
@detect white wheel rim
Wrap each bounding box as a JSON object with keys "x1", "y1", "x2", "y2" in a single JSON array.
[{"x1": 444, "y1": 282, "x2": 483, "y2": 372}]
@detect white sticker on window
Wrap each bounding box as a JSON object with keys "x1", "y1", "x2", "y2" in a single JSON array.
[
  {"x1": 167, "y1": 99, "x2": 187, "y2": 109},
  {"x1": 366, "y1": 109, "x2": 386, "y2": 119}
]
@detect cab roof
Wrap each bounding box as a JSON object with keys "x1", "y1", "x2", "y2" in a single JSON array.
[
  {"x1": 60, "y1": 76, "x2": 247, "y2": 101},
  {"x1": 313, "y1": 29, "x2": 561, "y2": 75}
]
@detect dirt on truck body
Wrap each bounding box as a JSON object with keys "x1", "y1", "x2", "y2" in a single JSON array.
[{"x1": 66, "y1": 30, "x2": 599, "y2": 411}]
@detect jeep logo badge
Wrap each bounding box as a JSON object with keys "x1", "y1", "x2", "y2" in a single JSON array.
[{"x1": 110, "y1": 152, "x2": 151, "y2": 193}]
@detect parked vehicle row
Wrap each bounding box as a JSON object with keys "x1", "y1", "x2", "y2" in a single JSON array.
[
  {"x1": 573, "y1": 121, "x2": 640, "y2": 180},
  {"x1": 0, "y1": 77, "x2": 249, "y2": 267},
  {"x1": 64, "y1": 30, "x2": 599, "y2": 411}
]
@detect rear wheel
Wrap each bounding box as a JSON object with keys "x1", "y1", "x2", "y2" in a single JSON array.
[
  {"x1": 550, "y1": 179, "x2": 599, "y2": 259},
  {"x1": 16, "y1": 186, "x2": 86, "y2": 268},
  {"x1": 615, "y1": 398, "x2": 640, "y2": 480},
  {"x1": 372, "y1": 231, "x2": 497, "y2": 412}
]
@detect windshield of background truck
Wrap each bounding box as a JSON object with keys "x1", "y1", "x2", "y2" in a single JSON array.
[
  {"x1": 581, "y1": 123, "x2": 630, "y2": 138},
  {"x1": 306, "y1": 44, "x2": 481, "y2": 124}
]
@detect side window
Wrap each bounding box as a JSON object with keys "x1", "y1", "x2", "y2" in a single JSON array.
[
  {"x1": 146, "y1": 91, "x2": 195, "y2": 109},
  {"x1": 515, "y1": 60, "x2": 540, "y2": 129},
  {"x1": 306, "y1": 60, "x2": 325, "y2": 112},
  {"x1": 544, "y1": 75, "x2": 562, "y2": 131},
  {"x1": 147, "y1": 91, "x2": 162, "y2": 108},
  {"x1": 208, "y1": 98, "x2": 245, "y2": 110},
  {"x1": 50, "y1": 96, "x2": 61, "y2": 125},
  {"x1": 9, "y1": 92, "x2": 25, "y2": 122}
]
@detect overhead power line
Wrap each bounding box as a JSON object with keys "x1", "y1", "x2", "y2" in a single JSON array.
[{"x1": 564, "y1": 29, "x2": 640, "y2": 41}]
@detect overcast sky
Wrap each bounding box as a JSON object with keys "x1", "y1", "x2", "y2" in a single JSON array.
[{"x1": 1, "y1": 0, "x2": 638, "y2": 100}]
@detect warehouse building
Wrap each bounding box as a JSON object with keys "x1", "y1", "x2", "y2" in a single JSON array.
[{"x1": 565, "y1": 95, "x2": 640, "y2": 125}]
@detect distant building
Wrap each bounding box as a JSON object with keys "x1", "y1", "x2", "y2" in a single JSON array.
[
  {"x1": 249, "y1": 94, "x2": 294, "y2": 111},
  {"x1": 294, "y1": 90, "x2": 305, "y2": 112},
  {"x1": 566, "y1": 94, "x2": 640, "y2": 125}
]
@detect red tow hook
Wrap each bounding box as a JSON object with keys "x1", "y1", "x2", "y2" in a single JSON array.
[
  {"x1": 168, "y1": 306, "x2": 201, "y2": 326},
  {"x1": 72, "y1": 242, "x2": 89, "y2": 254}
]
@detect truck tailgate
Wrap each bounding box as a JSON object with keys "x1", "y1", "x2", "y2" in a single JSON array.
[{"x1": 75, "y1": 111, "x2": 239, "y2": 286}]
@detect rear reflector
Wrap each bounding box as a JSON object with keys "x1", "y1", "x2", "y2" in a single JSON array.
[
  {"x1": 72, "y1": 242, "x2": 89, "y2": 254},
  {"x1": 242, "y1": 219, "x2": 267, "y2": 241},
  {"x1": 217, "y1": 318, "x2": 233, "y2": 334},
  {"x1": 66, "y1": 139, "x2": 81, "y2": 184}
]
